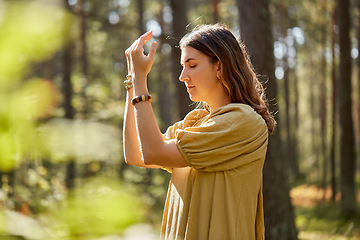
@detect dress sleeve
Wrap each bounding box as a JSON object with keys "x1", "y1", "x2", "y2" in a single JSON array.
[
  {"x1": 163, "y1": 109, "x2": 209, "y2": 140},
  {"x1": 161, "y1": 109, "x2": 208, "y2": 172},
  {"x1": 174, "y1": 105, "x2": 269, "y2": 172}
]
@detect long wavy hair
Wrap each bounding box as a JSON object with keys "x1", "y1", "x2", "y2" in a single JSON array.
[{"x1": 179, "y1": 23, "x2": 276, "y2": 133}]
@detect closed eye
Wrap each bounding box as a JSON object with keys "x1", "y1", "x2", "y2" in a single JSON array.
[{"x1": 190, "y1": 65, "x2": 196, "y2": 68}]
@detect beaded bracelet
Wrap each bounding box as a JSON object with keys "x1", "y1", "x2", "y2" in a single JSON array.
[
  {"x1": 124, "y1": 74, "x2": 133, "y2": 90},
  {"x1": 124, "y1": 80, "x2": 133, "y2": 90},
  {"x1": 131, "y1": 94, "x2": 152, "y2": 105}
]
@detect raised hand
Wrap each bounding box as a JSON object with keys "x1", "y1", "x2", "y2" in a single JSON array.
[{"x1": 125, "y1": 31, "x2": 158, "y2": 84}]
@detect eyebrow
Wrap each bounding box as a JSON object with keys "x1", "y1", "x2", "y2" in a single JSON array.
[{"x1": 180, "y1": 57, "x2": 196, "y2": 65}]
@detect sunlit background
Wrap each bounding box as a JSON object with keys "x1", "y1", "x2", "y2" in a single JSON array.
[{"x1": 0, "y1": 0, "x2": 360, "y2": 239}]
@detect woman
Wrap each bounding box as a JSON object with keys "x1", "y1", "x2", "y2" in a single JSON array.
[{"x1": 123, "y1": 23, "x2": 276, "y2": 240}]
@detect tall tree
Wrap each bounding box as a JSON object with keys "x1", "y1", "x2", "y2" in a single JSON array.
[
  {"x1": 136, "y1": 0, "x2": 145, "y2": 33},
  {"x1": 63, "y1": 0, "x2": 76, "y2": 190},
  {"x1": 157, "y1": 4, "x2": 173, "y2": 131},
  {"x1": 330, "y1": 5, "x2": 337, "y2": 203},
  {"x1": 211, "y1": 0, "x2": 219, "y2": 23},
  {"x1": 320, "y1": 4, "x2": 328, "y2": 193},
  {"x1": 170, "y1": 0, "x2": 192, "y2": 120},
  {"x1": 76, "y1": 0, "x2": 88, "y2": 117},
  {"x1": 237, "y1": 0, "x2": 298, "y2": 239},
  {"x1": 279, "y1": 0, "x2": 299, "y2": 179},
  {"x1": 338, "y1": 0, "x2": 356, "y2": 215},
  {"x1": 358, "y1": 0, "x2": 360, "y2": 152},
  {"x1": 77, "y1": 0, "x2": 87, "y2": 77}
]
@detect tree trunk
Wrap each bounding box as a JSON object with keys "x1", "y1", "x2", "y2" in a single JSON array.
[
  {"x1": 158, "y1": 4, "x2": 173, "y2": 131},
  {"x1": 338, "y1": 0, "x2": 356, "y2": 215},
  {"x1": 78, "y1": 0, "x2": 87, "y2": 77},
  {"x1": 170, "y1": 0, "x2": 192, "y2": 121},
  {"x1": 63, "y1": 0, "x2": 76, "y2": 190},
  {"x1": 284, "y1": 68, "x2": 294, "y2": 174},
  {"x1": 358, "y1": 0, "x2": 360, "y2": 156},
  {"x1": 136, "y1": 0, "x2": 145, "y2": 33},
  {"x1": 212, "y1": 0, "x2": 219, "y2": 23},
  {"x1": 309, "y1": 39, "x2": 318, "y2": 180},
  {"x1": 279, "y1": 0, "x2": 299, "y2": 179},
  {"x1": 237, "y1": 0, "x2": 298, "y2": 239},
  {"x1": 62, "y1": 45, "x2": 75, "y2": 120},
  {"x1": 320, "y1": 13, "x2": 328, "y2": 193},
  {"x1": 292, "y1": 52, "x2": 300, "y2": 179},
  {"x1": 330, "y1": 6, "x2": 337, "y2": 203},
  {"x1": 77, "y1": 0, "x2": 88, "y2": 117}
]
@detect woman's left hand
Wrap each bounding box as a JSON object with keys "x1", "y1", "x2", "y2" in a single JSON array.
[{"x1": 125, "y1": 31, "x2": 158, "y2": 82}]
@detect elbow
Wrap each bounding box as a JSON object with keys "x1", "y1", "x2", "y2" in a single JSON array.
[
  {"x1": 124, "y1": 152, "x2": 142, "y2": 166},
  {"x1": 124, "y1": 151, "x2": 157, "y2": 167},
  {"x1": 142, "y1": 149, "x2": 159, "y2": 166},
  {"x1": 124, "y1": 157, "x2": 137, "y2": 166}
]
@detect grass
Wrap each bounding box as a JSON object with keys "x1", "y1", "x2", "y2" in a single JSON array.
[
  {"x1": 292, "y1": 185, "x2": 360, "y2": 239},
  {"x1": 296, "y1": 204, "x2": 360, "y2": 239}
]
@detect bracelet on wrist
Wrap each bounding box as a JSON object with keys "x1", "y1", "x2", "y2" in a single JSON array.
[
  {"x1": 132, "y1": 94, "x2": 152, "y2": 105},
  {"x1": 124, "y1": 74, "x2": 133, "y2": 90}
]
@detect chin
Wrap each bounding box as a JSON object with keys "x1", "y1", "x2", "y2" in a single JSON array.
[{"x1": 189, "y1": 95, "x2": 198, "y2": 102}]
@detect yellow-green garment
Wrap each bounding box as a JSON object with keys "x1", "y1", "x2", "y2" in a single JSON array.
[{"x1": 161, "y1": 103, "x2": 268, "y2": 240}]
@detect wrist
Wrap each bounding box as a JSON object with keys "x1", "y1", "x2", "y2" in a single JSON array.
[
  {"x1": 132, "y1": 72, "x2": 147, "y2": 81},
  {"x1": 132, "y1": 74, "x2": 149, "y2": 95},
  {"x1": 133, "y1": 84, "x2": 149, "y2": 96}
]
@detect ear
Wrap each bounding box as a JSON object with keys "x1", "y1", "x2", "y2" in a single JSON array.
[{"x1": 215, "y1": 60, "x2": 221, "y2": 79}]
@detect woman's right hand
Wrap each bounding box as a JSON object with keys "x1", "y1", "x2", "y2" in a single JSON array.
[{"x1": 125, "y1": 31, "x2": 157, "y2": 84}]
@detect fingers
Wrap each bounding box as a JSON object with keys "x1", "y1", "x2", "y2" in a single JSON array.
[
  {"x1": 135, "y1": 31, "x2": 153, "y2": 50},
  {"x1": 125, "y1": 31, "x2": 157, "y2": 76},
  {"x1": 148, "y1": 42, "x2": 158, "y2": 62},
  {"x1": 125, "y1": 39, "x2": 139, "y2": 72}
]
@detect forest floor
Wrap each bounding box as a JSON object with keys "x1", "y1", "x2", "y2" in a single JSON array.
[{"x1": 291, "y1": 185, "x2": 360, "y2": 240}]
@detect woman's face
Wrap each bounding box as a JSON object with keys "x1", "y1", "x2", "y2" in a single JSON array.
[{"x1": 179, "y1": 46, "x2": 223, "y2": 104}]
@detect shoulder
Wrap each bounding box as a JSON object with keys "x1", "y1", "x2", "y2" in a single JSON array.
[
  {"x1": 182, "y1": 109, "x2": 209, "y2": 128},
  {"x1": 212, "y1": 103, "x2": 262, "y2": 121},
  {"x1": 163, "y1": 109, "x2": 209, "y2": 139},
  {"x1": 208, "y1": 103, "x2": 267, "y2": 133}
]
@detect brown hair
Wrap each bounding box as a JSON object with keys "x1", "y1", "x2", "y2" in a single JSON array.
[{"x1": 179, "y1": 23, "x2": 276, "y2": 134}]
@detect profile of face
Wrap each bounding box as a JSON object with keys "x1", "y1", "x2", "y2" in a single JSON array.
[{"x1": 179, "y1": 46, "x2": 225, "y2": 106}]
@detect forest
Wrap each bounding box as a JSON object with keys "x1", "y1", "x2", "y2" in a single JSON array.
[{"x1": 0, "y1": 0, "x2": 359, "y2": 239}]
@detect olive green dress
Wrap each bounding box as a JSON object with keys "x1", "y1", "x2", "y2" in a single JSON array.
[{"x1": 161, "y1": 104, "x2": 268, "y2": 240}]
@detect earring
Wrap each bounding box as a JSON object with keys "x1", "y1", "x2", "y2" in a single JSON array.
[{"x1": 217, "y1": 76, "x2": 220, "y2": 80}]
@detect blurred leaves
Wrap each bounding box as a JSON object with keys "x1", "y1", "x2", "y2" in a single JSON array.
[
  {"x1": 0, "y1": 79, "x2": 59, "y2": 171},
  {"x1": 0, "y1": 178, "x2": 147, "y2": 239},
  {"x1": 0, "y1": 0, "x2": 70, "y2": 171},
  {"x1": 0, "y1": 0, "x2": 72, "y2": 84},
  {"x1": 0, "y1": 0, "x2": 122, "y2": 171},
  {"x1": 41, "y1": 119, "x2": 122, "y2": 163},
  {"x1": 43, "y1": 177, "x2": 146, "y2": 239},
  {"x1": 1, "y1": 210, "x2": 47, "y2": 239}
]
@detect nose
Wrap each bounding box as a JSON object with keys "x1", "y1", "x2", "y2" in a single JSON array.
[{"x1": 179, "y1": 67, "x2": 189, "y2": 82}]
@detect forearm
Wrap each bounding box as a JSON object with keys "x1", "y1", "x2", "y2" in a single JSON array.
[
  {"x1": 123, "y1": 90, "x2": 140, "y2": 163},
  {"x1": 123, "y1": 89, "x2": 159, "y2": 168},
  {"x1": 124, "y1": 31, "x2": 187, "y2": 168},
  {"x1": 133, "y1": 78, "x2": 186, "y2": 167},
  {"x1": 133, "y1": 79, "x2": 164, "y2": 162}
]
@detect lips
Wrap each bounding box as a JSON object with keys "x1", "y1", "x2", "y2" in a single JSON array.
[{"x1": 187, "y1": 86, "x2": 194, "y2": 90}]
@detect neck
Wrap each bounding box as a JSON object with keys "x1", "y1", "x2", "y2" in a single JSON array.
[{"x1": 207, "y1": 97, "x2": 231, "y2": 113}]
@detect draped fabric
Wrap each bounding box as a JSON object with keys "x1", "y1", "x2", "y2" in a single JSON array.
[{"x1": 161, "y1": 103, "x2": 268, "y2": 240}]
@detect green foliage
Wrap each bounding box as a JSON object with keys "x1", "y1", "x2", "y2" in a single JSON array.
[
  {"x1": 296, "y1": 204, "x2": 360, "y2": 239},
  {"x1": 43, "y1": 177, "x2": 146, "y2": 239},
  {"x1": 0, "y1": 2, "x2": 151, "y2": 238},
  {"x1": 0, "y1": 177, "x2": 148, "y2": 239},
  {"x1": 41, "y1": 119, "x2": 122, "y2": 163},
  {"x1": 0, "y1": 1, "x2": 72, "y2": 83},
  {"x1": 0, "y1": 1, "x2": 72, "y2": 171}
]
